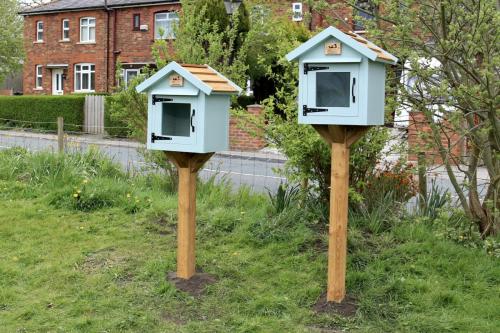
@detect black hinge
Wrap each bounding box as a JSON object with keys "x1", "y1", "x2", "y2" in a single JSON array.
[
  {"x1": 304, "y1": 64, "x2": 329, "y2": 74},
  {"x1": 152, "y1": 95, "x2": 173, "y2": 105},
  {"x1": 303, "y1": 105, "x2": 328, "y2": 116},
  {"x1": 151, "y1": 133, "x2": 172, "y2": 143}
]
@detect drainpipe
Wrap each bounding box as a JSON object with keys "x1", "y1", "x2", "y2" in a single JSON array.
[{"x1": 105, "y1": 0, "x2": 110, "y2": 93}]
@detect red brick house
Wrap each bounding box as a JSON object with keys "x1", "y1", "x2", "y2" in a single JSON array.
[
  {"x1": 21, "y1": 0, "x2": 182, "y2": 95},
  {"x1": 20, "y1": 0, "x2": 365, "y2": 96}
]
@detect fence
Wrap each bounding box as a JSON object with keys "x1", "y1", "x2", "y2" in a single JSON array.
[
  {"x1": 0, "y1": 116, "x2": 491, "y2": 199},
  {"x1": 84, "y1": 95, "x2": 105, "y2": 135},
  {"x1": 0, "y1": 117, "x2": 287, "y2": 193}
]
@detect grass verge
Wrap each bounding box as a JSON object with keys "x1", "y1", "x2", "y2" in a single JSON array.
[{"x1": 0, "y1": 148, "x2": 499, "y2": 332}]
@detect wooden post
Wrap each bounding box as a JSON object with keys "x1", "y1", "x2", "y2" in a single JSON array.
[
  {"x1": 313, "y1": 125, "x2": 370, "y2": 303},
  {"x1": 57, "y1": 117, "x2": 64, "y2": 153},
  {"x1": 418, "y1": 152, "x2": 427, "y2": 211},
  {"x1": 164, "y1": 152, "x2": 214, "y2": 280}
]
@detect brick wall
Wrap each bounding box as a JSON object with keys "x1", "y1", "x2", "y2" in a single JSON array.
[
  {"x1": 230, "y1": 105, "x2": 267, "y2": 151},
  {"x1": 0, "y1": 90, "x2": 13, "y2": 96},
  {"x1": 23, "y1": 3, "x2": 180, "y2": 95},
  {"x1": 408, "y1": 111, "x2": 467, "y2": 165}
]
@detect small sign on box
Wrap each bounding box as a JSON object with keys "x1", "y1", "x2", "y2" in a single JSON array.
[
  {"x1": 169, "y1": 74, "x2": 184, "y2": 87},
  {"x1": 325, "y1": 42, "x2": 342, "y2": 55}
]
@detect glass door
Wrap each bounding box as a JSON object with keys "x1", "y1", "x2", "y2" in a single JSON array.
[
  {"x1": 154, "y1": 96, "x2": 196, "y2": 145},
  {"x1": 305, "y1": 63, "x2": 359, "y2": 117},
  {"x1": 52, "y1": 69, "x2": 64, "y2": 95}
]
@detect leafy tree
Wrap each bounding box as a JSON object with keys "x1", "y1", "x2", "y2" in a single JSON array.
[
  {"x1": 0, "y1": 0, "x2": 24, "y2": 83},
  {"x1": 357, "y1": 0, "x2": 499, "y2": 236},
  {"x1": 239, "y1": 14, "x2": 390, "y2": 205},
  {"x1": 152, "y1": 0, "x2": 248, "y2": 88}
]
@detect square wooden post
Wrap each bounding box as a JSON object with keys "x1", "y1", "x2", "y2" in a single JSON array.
[
  {"x1": 165, "y1": 152, "x2": 214, "y2": 280},
  {"x1": 313, "y1": 125, "x2": 370, "y2": 303}
]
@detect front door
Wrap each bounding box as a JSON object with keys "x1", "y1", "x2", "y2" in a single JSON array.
[
  {"x1": 305, "y1": 63, "x2": 359, "y2": 117},
  {"x1": 52, "y1": 69, "x2": 64, "y2": 95},
  {"x1": 153, "y1": 96, "x2": 197, "y2": 146}
]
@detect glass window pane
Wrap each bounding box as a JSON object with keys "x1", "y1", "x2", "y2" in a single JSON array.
[
  {"x1": 81, "y1": 27, "x2": 88, "y2": 41},
  {"x1": 89, "y1": 19, "x2": 95, "y2": 26},
  {"x1": 63, "y1": 20, "x2": 69, "y2": 28},
  {"x1": 82, "y1": 73, "x2": 89, "y2": 90},
  {"x1": 162, "y1": 103, "x2": 191, "y2": 137},
  {"x1": 316, "y1": 72, "x2": 351, "y2": 108},
  {"x1": 76, "y1": 72, "x2": 81, "y2": 90},
  {"x1": 90, "y1": 72, "x2": 95, "y2": 90},
  {"x1": 89, "y1": 27, "x2": 95, "y2": 41}
]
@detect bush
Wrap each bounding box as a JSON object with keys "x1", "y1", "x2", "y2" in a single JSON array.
[
  {"x1": 104, "y1": 96, "x2": 131, "y2": 138},
  {"x1": 0, "y1": 95, "x2": 85, "y2": 132}
]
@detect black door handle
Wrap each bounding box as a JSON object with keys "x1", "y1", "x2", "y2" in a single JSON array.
[
  {"x1": 191, "y1": 109, "x2": 195, "y2": 132},
  {"x1": 352, "y1": 77, "x2": 356, "y2": 103}
]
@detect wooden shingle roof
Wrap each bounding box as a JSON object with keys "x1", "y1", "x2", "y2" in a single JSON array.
[
  {"x1": 344, "y1": 31, "x2": 394, "y2": 63},
  {"x1": 180, "y1": 64, "x2": 239, "y2": 93},
  {"x1": 286, "y1": 26, "x2": 398, "y2": 65},
  {"x1": 136, "y1": 61, "x2": 242, "y2": 95}
]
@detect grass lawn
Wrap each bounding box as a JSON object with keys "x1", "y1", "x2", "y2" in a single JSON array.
[{"x1": 0, "y1": 148, "x2": 499, "y2": 332}]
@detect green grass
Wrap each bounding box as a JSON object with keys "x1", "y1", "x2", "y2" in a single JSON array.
[{"x1": 0, "y1": 148, "x2": 499, "y2": 332}]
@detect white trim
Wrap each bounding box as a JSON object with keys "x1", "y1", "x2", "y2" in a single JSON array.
[
  {"x1": 80, "y1": 17, "x2": 96, "y2": 43},
  {"x1": 35, "y1": 65, "x2": 43, "y2": 89},
  {"x1": 36, "y1": 21, "x2": 44, "y2": 42},
  {"x1": 62, "y1": 19, "x2": 70, "y2": 41},
  {"x1": 124, "y1": 68, "x2": 141, "y2": 87},
  {"x1": 154, "y1": 12, "x2": 179, "y2": 40},
  {"x1": 74, "y1": 63, "x2": 95, "y2": 92}
]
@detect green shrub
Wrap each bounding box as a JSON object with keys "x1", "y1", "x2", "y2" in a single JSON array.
[
  {"x1": 104, "y1": 96, "x2": 130, "y2": 138},
  {"x1": 0, "y1": 95, "x2": 85, "y2": 132}
]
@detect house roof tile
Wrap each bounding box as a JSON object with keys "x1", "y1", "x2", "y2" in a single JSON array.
[{"x1": 20, "y1": 0, "x2": 179, "y2": 15}]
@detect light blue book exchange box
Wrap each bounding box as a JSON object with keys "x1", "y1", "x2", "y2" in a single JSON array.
[
  {"x1": 136, "y1": 61, "x2": 242, "y2": 153},
  {"x1": 286, "y1": 27, "x2": 398, "y2": 126}
]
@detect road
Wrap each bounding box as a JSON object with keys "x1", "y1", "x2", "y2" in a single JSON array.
[{"x1": 0, "y1": 130, "x2": 489, "y2": 200}]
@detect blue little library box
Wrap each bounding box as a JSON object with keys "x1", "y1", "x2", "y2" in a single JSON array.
[
  {"x1": 136, "y1": 61, "x2": 242, "y2": 153},
  {"x1": 286, "y1": 27, "x2": 398, "y2": 126}
]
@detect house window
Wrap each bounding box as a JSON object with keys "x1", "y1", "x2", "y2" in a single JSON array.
[
  {"x1": 154, "y1": 12, "x2": 179, "y2": 39},
  {"x1": 35, "y1": 65, "x2": 43, "y2": 88},
  {"x1": 80, "y1": 17, "x2": 96, "y2": 42},
  {"x1": 62, "y1": 19, "x2": 70, "y2": 40},
  {"x1": 74, "y1": 64, "x2": 95, "y2": 92},
  {"x1": 292, "y1": 3, "x2": 303, "y2": 22},
  {"x1": 354, "y1": 0, "x2": 377, "y2": 31},
  {"x1": 124, "y1": 69, "x2": 140, "y2": 87},
  {"x1": 133, "y1": 14, "x2": 140, "y2": 30},
  {"x1": 36, "y1": 21, "x2": 43, "y2": 41}
]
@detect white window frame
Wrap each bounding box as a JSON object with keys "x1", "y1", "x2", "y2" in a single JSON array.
[
  {"x1": 80, "y1": 17, "x2": 96, "y2": 43},
  {"x1": 74, "y1": 63, "x2": 95, "y2": 92},
  {"x1": 154, "y1": 12, "x2": 179, "y2": 40},
  {"x1": 123, "y1": 69, "x2": 141, "y2": 88},
  {"x1": 35, "y1": 65, "x2": 43, "y2": 89},
  {"x1": 62, "y1": 19, "x2": 70, "y2": 40},
  {"x1": 36, "y1": 21, "x2": 44, "y2": 42},
  {"x1": 292, "y1": 2, "x2": 303, "y2": 22}
]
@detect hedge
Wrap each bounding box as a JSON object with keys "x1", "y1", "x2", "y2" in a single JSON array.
[{"x1": 0, "y1": 95, "x2": 85, "y2": 132}]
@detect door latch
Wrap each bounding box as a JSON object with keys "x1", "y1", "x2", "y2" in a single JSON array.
[
  {"x1": 303, "y1": 105, "x2": 328, "y2": 116},
  {"x1": 151, "y1": 133, "x2": 172, "y2": 143},
  {"x1": 152, "y1": 95, "x2": 173, "y2": 105}
]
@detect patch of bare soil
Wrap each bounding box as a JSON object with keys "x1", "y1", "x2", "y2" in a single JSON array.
[
  {"x1": 80, "y1": 248, "x2": 127, "y2": 274},
  {"x1": 313, "y1": 293, "x2": 358, "y2": 318},
  {"x1": 167, "y1": 272, "x2": 217, "y2": 298}
]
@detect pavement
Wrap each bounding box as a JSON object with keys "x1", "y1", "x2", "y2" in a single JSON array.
[{"x1": 0, "y1": 129, "x2": 490, "y2": 199}]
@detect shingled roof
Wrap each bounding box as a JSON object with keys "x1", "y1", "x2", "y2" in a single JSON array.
[
  {"x1": 136, "y1": 61, "x2": 242, "y2": 95},
  {"x1": 20, "y1": 0, "x2": 179, "y2": 15},
  {"x1": 286, "y1": 26, "x2": 398, "y2": 65}
]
